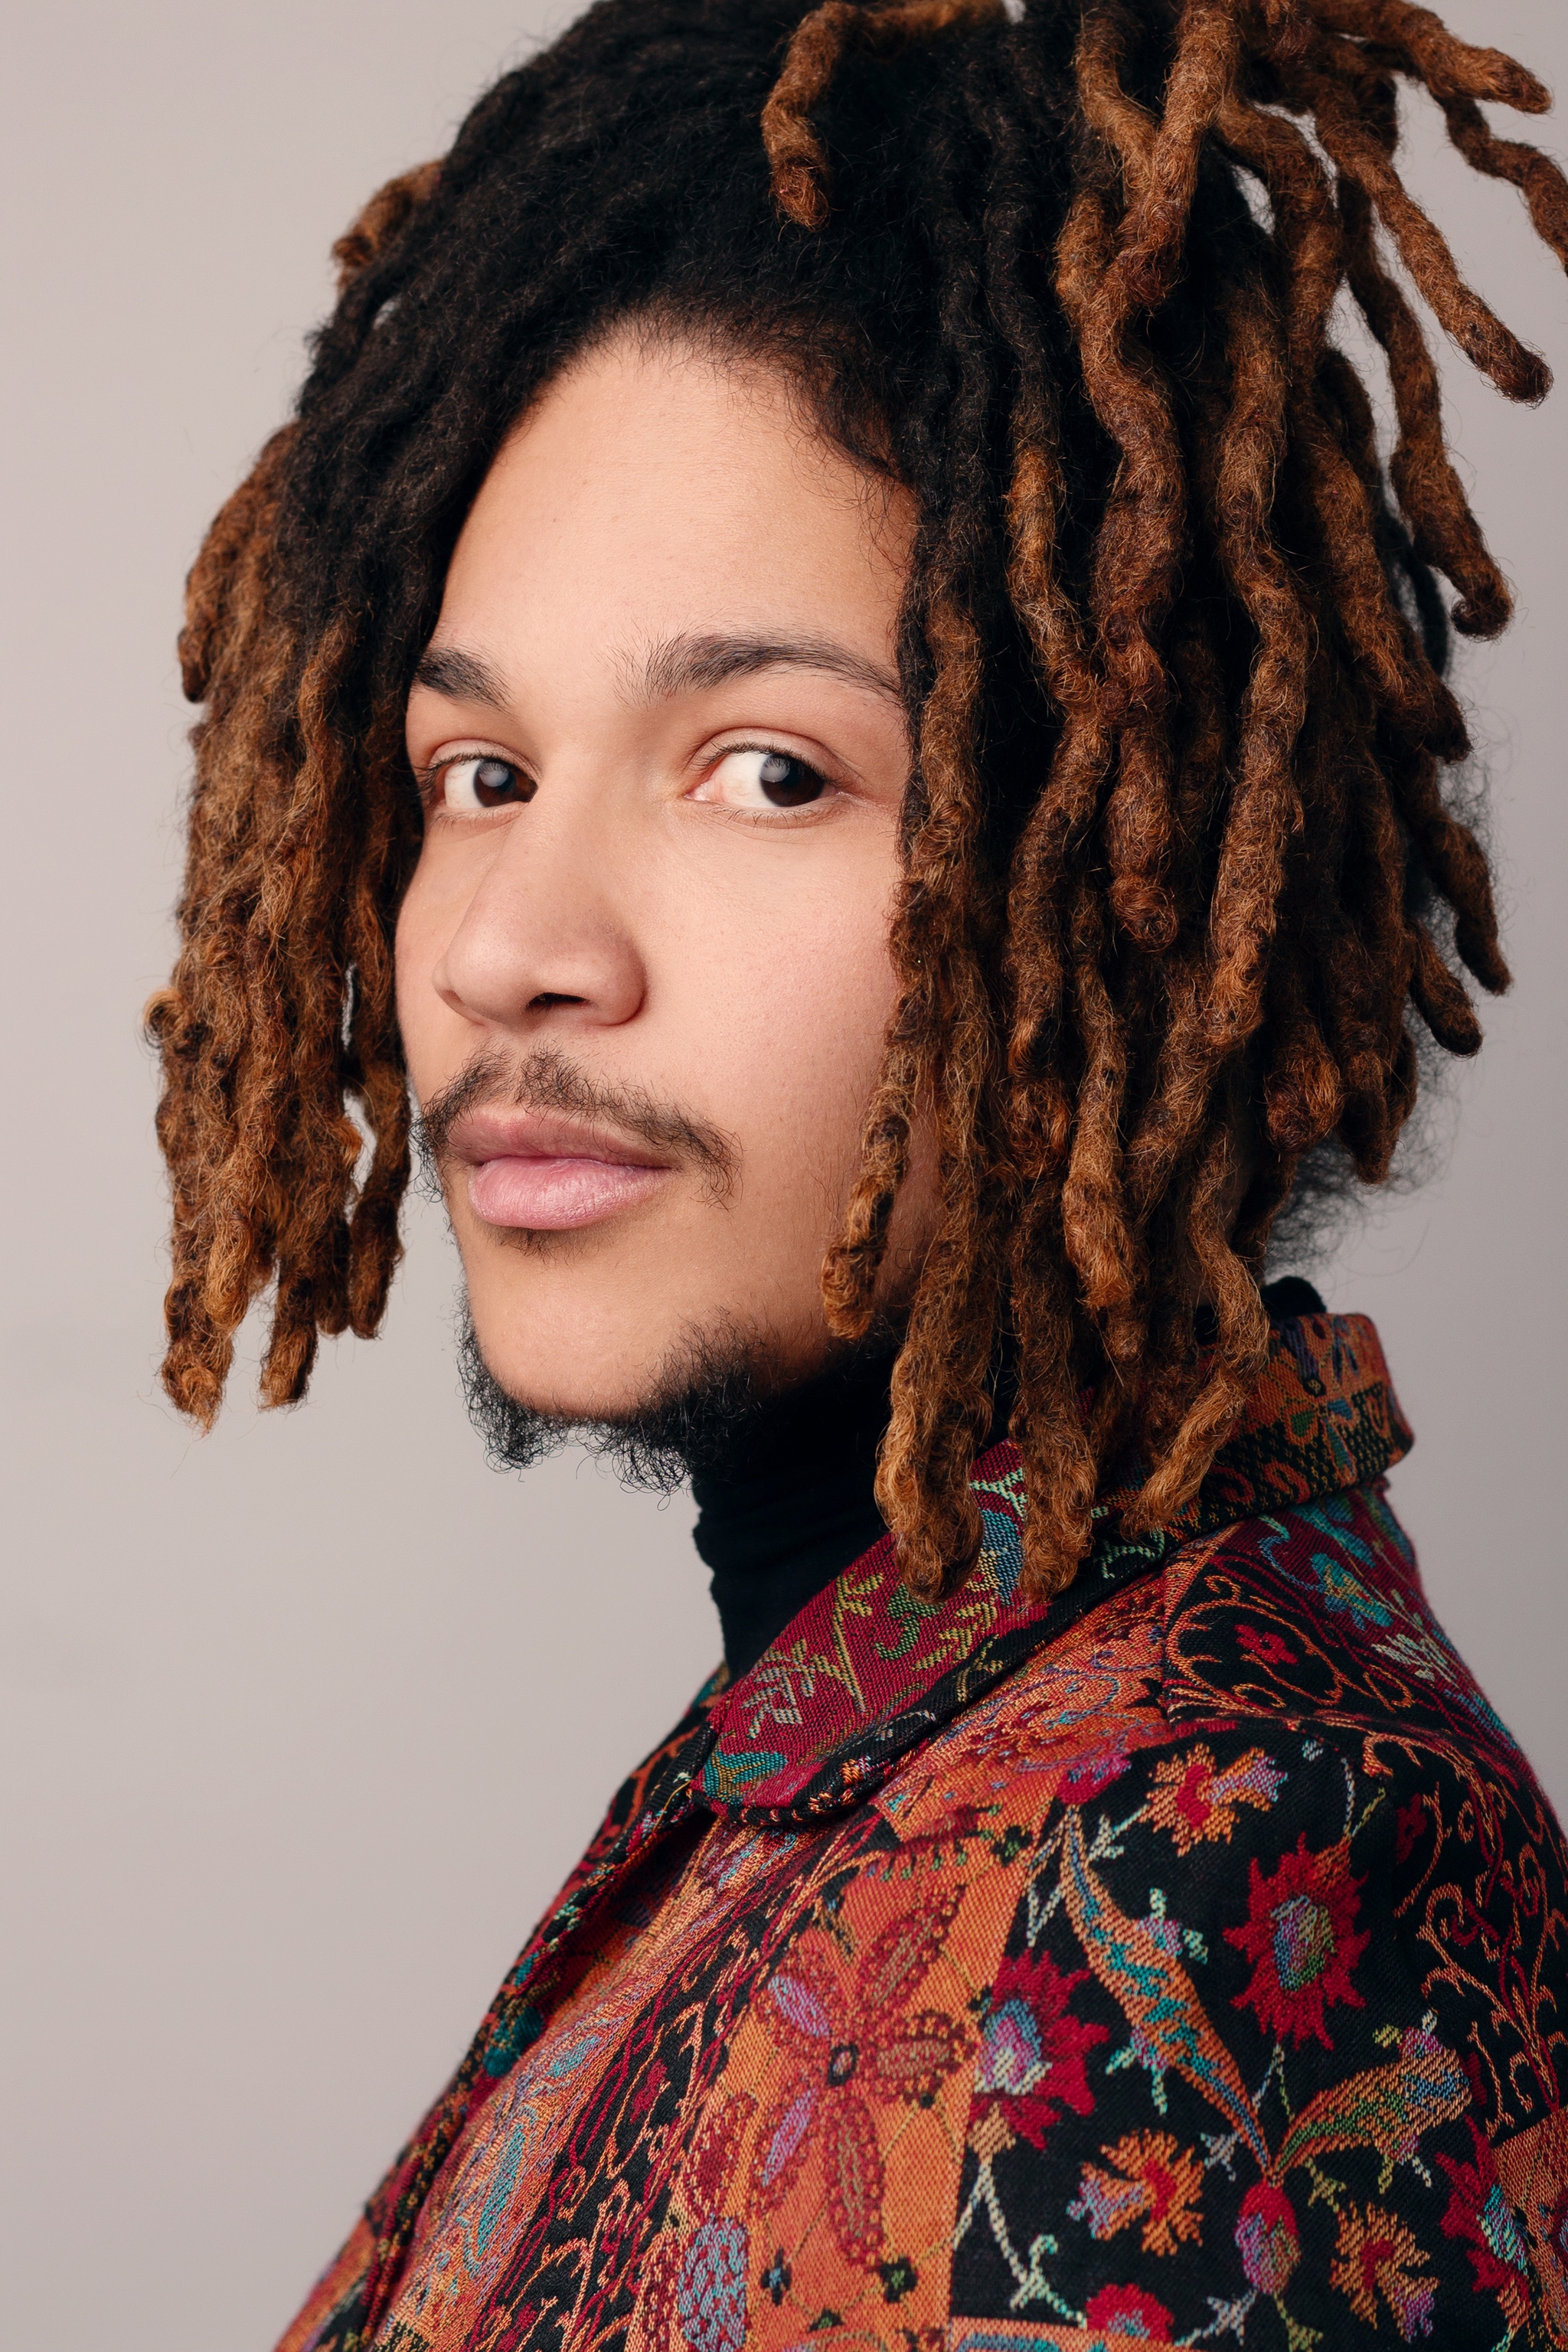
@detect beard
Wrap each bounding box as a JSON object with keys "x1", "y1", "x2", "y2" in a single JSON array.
[
  {"x1": 426, "y1": 1044, "x2": 907, "y2": 1488},
  {"x1": 455, "y1": 1299, "x2": 902, "y2": 1493}
]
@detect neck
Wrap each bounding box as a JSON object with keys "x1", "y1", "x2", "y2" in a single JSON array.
[{"x1": 691, "y1": 1351, "x2": 897, "y2": 1681}]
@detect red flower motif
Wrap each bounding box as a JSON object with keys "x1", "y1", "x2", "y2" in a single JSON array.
[
  {"x1": 1439, "y1": 2119, "x2": 1532, "y2": 2332},
  {"x1": 1235, "y1": 2181, "x2": 1300, "y2": 2297},
  {"x1": 750, "y1": 1893, "x2": 971, "y2": 2270},
  {"x1": 1083, "y1": 2282, "x2": 1174, "y2": 2337},
  {"x1": 1227, "y1": 1834, "x2": 1369, "y2": 2047},
  {"x1": 971, "y1": 1950, "x2": 1108, "y2": 2150},
  {"x1": 1236, "y1": 1622, "x2": 1298, "y2": 1668}
]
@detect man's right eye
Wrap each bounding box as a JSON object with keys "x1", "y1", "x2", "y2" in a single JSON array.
[{"x1": 439, "y1": 756, "x2": 534, "y2": 811}]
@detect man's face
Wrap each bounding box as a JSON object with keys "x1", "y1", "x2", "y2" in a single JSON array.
[{"x1": 397, "y1": 328, "x2": 927, "y2": 1420}]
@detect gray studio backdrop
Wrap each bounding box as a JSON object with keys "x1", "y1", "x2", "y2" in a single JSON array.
[{"x1": 2, "y1": 3, "x2": 1564, "y2": 2347}]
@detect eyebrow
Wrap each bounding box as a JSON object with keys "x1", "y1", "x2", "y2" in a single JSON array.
[
  {"x1": 411, "y1": 630, "x2": 904, "y2": 714},
  {"x1": 413, "y1": 643, "x2": 511, "y2": 706},
  {"x1": 629, "y1": 630, "x2": 904, "y2": 710}
]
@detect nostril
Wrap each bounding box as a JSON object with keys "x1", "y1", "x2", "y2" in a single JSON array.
[{"x1": 528, "y1": 991, "x2": 590, "y2": 1010}]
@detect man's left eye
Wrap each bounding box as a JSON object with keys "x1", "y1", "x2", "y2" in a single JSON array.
[{"x1": 703, "y1": 748, "x2": 828, "y2": 810}]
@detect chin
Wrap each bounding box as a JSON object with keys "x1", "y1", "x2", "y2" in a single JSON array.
[
  {"x1": 464, "y1": 1331, "x2": 662, "y2": 1425},
  {"x1": 456, "y1": 1250, "x2": 665, "y2": 1410}
]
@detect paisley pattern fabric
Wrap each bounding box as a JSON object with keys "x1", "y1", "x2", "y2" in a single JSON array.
[{"x1": 277, "y1": 1315, "x2": 1568, "y2": 2352}]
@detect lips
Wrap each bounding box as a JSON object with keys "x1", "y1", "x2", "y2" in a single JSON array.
[
  {"x1": 449, "y1": 1109, "x2": 672, "y2": 1233},
  {"x1": 468, "y1": 1154, "x2": 668, "y2": 1230}
]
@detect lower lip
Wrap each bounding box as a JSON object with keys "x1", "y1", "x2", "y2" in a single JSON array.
[{"x1": 467, "y1": 1155, "x2": 669, "y2": 1231}]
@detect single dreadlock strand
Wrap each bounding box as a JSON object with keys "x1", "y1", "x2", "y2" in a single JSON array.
[
  {"x1": 1264, "y1": 962, "x2": 1347, "y2": 1152},
  {"x1": 1066, "y1": 18, "x2": 1186, "y2": 952},
  {"x1": 1336, "y1": 678, "x2": 1416, "y2": 1061},
  {"x1": 762, "y1": 0, "x2": 861, "y2": 227},
  {"x1": 1064, "y1": 230, "x2": 1184, "y2": 949},
  {"x1": 821, "y1": 1038, "x2": 921, "y2": 1334},
  {"x1": 1117, "y1": 0, "x2": 1243, "y2": 307},
  {"x1": 1060, "y1": 884, "x2": 1140, "y2": 1360},
  {"x1": 1407, "y1": 916, "x2": 1483, "y2": 1054},
  {"x1": 1314, "y1": 876, "x2": 1403, "y2": 1172},
  {"x1": 1338, "y1": 175, "x2": 1511, "y2": 635},
  {"x1": 1182, "y1": 277, "x2": 1310, "y2": 1016},
  {"x1": 1311, "y1": 0, "x2": 1552, "y2": 114},
  {"x1": 1073, "y1": 2, "x2": 1158, "y2": 202},
  {"x1": 1436, "y1": 93, "x2": 1568, "y2": 266},
  {"x1": 1341, "y1": 730, "x2": 1423, "y2": 1130},
  {"x1": 1008, "y1": 1202, "x2": 1099, "y2": 1596},
  {"x1": 876, "y1": 978, "x2": 1001, "y2": 1583},
  {"x1": 877, "y1": 956, "x2": 1011, "y2": 1524},
  {"x1": 1125, "y1": 1118, "x2": 1271, "y2": 1531},
  {"x1": 1277, "y1": 618, "x2": 1415, "y2": 1179},
  {"x1": 993, "y1": 240, "x2": 1109, "y2": 1119},
  {"x1": 825, "y1": 572, "x2": 993, "y2": 1341},
  {"x1": 877, "y1": 1070, "x2": 1004, "y2": 1597},
  {"x1": 992, "y1": 40, "x2": 1112, "y2": 1087},
  {"x1": 762, "y1": 0, "x2": 1004, "y2": 227},
  {"x1": 1001, "y1": 436, "x2": 1108, "y2": 1129},
  {"x1": 1385, "y1": 729, "x2": 1509, "y2": 992}
]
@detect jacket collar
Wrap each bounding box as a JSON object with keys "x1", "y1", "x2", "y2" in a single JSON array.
[{"x1": 697, "y1": 1311, "x2": 1410, "y2": 1825}]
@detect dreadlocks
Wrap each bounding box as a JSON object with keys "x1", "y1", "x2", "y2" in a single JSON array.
[{"x1": 150, "y1": 0, "x2": 1568, "y2": 1603}]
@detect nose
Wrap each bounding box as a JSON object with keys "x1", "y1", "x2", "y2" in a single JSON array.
[{"x1": 430, "y1": 788, "x2": 648, "y2": 1037}]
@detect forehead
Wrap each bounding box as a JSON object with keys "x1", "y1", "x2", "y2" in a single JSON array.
[{"x1": 436, "y1": 330, "x2": 915, "y2": 670}]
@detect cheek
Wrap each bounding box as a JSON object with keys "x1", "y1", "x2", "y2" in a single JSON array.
[
  {"x1": 393, "y1": 858, "x2": 452, "y2": 1097},
  {"x1": 684, "y1": 867, "x2": 900, "y2": 1159}
]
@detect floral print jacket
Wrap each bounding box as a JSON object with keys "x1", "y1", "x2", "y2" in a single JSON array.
[{"x1": 279, "y1": 1313, "x2": 1568, "y2": 2352}]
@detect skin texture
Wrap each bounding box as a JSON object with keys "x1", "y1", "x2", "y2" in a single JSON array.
[{"x1": 397, "y1": 330, "x2": 930, "y2": 1419}]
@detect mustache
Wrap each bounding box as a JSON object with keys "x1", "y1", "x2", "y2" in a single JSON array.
[{"x1": 416, "y1": 1045, "x2": 740, "y2": 1197}]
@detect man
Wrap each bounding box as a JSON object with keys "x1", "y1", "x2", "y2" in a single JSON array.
[{"x1": 151, "y1": 0, "x2": 1568, "y2": 2342}]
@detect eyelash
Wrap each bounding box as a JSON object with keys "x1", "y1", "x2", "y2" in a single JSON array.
[
  {"x1": 416, "y1": 750, "x2": 524, "y2": 806},
  {"x1": 414, "y1": 738, "x2": 844, "y2": 815},
  {"x1": 702, "y1": 740, "x2": 837, "y2": 809}
]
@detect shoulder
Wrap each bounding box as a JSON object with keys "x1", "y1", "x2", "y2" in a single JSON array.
[
  {"x1": 906, "y1": 1481, "x2": 1568, "y2": 2131},
  {"x1": 916, "y1": 1488, "x2": 1568, "y2": 2339},
  {"x1": 1161, "y1": 1477, "x2": 1527, "y2": 1775},
  {"x1": 975, "y1": 1473, "x2": 1555, "y2": 1840}
]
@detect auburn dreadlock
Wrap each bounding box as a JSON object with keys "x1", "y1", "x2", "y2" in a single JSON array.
[{"x1": 150, "y1": 0, "x2": 1568, "y2": 1606}]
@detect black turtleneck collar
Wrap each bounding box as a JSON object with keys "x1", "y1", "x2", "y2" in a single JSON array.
[
  {"x1": 691, "y1": 1353, "x2": 895, "y2": 1684},
  {"x1": 691, "y1": 1276, "x2": 1325, "y2": 1686}
]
